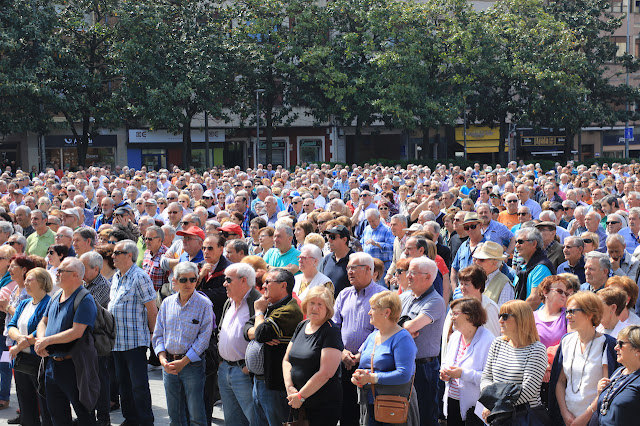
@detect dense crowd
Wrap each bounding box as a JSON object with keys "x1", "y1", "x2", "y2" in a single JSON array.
[{"x1": 0, "y1": 159, "x2": 638, "y2": 426}]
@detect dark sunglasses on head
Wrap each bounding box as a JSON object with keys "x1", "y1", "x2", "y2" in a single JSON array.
[
  {"x1": 498, "y1": 313, "x2": 514, "y2": 321},
  {"x1": 463, "y1": 224, "x2": 478, "y2": 231},
  {"x1": 582, "y1": 238, "x2": 593, "y2": 244},
  {"x1": 177, "y1": 277, "x2": 197, "y2": 283}
]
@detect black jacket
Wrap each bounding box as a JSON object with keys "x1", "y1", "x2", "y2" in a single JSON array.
[
  {"x1": 199, "y1": 255, "x2": 232, "y2": 326},
  {"x1": 515, "y1": 248, "x2": 555, "y2": 300}
]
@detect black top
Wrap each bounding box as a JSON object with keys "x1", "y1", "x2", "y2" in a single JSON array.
[
  {"x1": 288, "y1": 320, "x2": 344, "y2": 410},
  {"x1": 322, "y1": 250, "x2": 354, "y2": 297},
  {"x1": 199, "y1": 255, "x2": 232, "y2": 326}
]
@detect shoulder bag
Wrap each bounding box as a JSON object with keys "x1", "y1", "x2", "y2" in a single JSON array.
[{"x1": 371, "y1": 342, "x2": 414, "y2": 423}]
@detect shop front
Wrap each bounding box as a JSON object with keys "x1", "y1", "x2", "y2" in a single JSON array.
[
  {"x1": 45, "y1": 135, "x2": 117, "y2": 170},
  {"x1": 455, "y1": 126, "x2": 506, "y2": 163},
  {"x1": 516, "y1": 128, "x2": 575, "y2": 159}
]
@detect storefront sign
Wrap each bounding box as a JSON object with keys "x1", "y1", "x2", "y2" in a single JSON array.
[
  {"x1": 128, "y1": 129, "x2": 225, "y2": 143},
  {"x1": 521, "y1": 136, "x2": 566, "y2": 146},
  {"x1": 45, "y1": 135, "x2": 117, "y2": 147},
  {"x1": 258, "y1": 141, "x2": 286, "y2": 149}
]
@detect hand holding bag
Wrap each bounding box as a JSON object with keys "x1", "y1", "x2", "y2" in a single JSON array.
[
  {"x1": 282, "y1": 408, "x2": 309, "y2": 426},
  {"x1": 371, "y1": 345, "x2": 414, "y2": 424}
]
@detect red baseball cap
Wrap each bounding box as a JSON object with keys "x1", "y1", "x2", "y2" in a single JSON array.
[
  {"x1": 219, "y1": 223, "x2": 243, "y2": 237},
  {"x1": 176, "y1": 227, "x2": 205, "y2": 240}
]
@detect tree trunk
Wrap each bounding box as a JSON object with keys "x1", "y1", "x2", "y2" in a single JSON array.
[
  {"x1": 76, "y1": 116, "x2": 90, "y2": 169},
  {"x1": 498, "y1": 119, "x2": 507, "y2": 166},
  {"x1": 182, "y1": 124, "x2": 192, "y2": 168}
]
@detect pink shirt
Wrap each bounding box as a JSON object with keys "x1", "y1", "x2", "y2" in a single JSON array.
[{"x1": 0, "y1": 281, "x2": 16, "y2": 301}]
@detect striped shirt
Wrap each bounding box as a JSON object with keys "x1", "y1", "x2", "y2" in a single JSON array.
[
  {"x1": 152, "y1": 291, "x2": 213, "y2": 362},
  {"x1": 84, "y1": 273, "x2": 111, "y2": 308},
  {"x1": 448, "y1": 337, "x2": 469, "y2": 400},
  {"x1": 480, "y1": 338, "x2": 548, "y2": 407},
  {"x1": 109, "y1": 264, "x2": 156, "y2": 351}
]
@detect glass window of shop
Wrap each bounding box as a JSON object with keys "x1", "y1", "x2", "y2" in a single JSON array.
[
  {"x1": 258, "y1": 141, "x2": 286, "y2": 166},
  {"x1": 299, "y1": 139, "x2": 323, "y2": 164},
  {"x1": 46, "y1": 147, "x2": 115, "y2": 170},
  {"x1": 141, "y1": 149, "x2": 167, "y2": 171}
]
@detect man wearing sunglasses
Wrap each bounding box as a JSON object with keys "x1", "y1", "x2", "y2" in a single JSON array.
[
  {"x1": 451, "y1": 212, "x2": 485, "y2": 290},
  {"x1": 142, "y1": 226, "x2": 169, "y2": 292},
  {"x1": 513, "y1": 227, "x2": 555, "y2": 310},
  {"x1": 153, "y1": 261, "x2": 213, "y2": 426}
]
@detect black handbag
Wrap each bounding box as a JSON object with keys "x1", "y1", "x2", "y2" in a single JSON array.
[
  {"x1": 283, "y1": 408, "x2": 309, "y2": 426},
  {"x1": 13, "y1": 352, "x2": 41, "y2": 376}
]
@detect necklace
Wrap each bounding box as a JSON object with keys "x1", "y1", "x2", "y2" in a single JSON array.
[
  {"x1": 600, "y1": 370, "x2": 638, "y2": 415},
  {"x1": 569, "y1": 333, "x2": 596, "y2": 394}
]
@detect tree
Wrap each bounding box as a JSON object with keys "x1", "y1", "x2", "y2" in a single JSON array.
[{"x1": 113, "y1": 0, "x2": 233, "y2": 168}]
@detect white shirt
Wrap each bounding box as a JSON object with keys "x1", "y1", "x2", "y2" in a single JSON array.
[{"x1": 218, "y1": 291, "x2": 251, "y2": 362}]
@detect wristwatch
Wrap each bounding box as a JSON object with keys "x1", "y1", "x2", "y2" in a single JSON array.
[
  {"x1": 297, "y1": 393, "x2": 306, "y2": 403},
  {"x1": 255, "y1": 311, "x2": 265, "y2": 317}
]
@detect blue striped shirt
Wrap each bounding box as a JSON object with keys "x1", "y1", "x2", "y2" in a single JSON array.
[
  {"x1": 360, "y1": 223, "x2": 395, "y2": 267},
  {"x1": 153, "y1": 291, "x2": 213, "y2": 362},
  {"x1": 109, "y1": 264, "x2": 156, "y2": 351}
]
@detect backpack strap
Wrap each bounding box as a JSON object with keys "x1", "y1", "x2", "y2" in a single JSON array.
[{"x1": 73, "y1": 287, "x2": 90, "y2": 312}]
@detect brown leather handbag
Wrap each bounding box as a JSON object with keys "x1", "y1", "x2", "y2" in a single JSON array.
[{"x1": 370, "y1": 347, "x2": 414, "y2": 423}]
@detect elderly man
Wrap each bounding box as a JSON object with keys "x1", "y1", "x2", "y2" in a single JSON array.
[
  {"x1": 74, "y1": 194, "x2": 94, "y2": 227},
  {"x1": 451, "y1": 212, "x2": 485, "y2": 289},
  {"x1": 72, "y1": 227, "x2": 96, "y2": 257},
  {"x1": 218, "y1": 263, "x2": 262, "y2": 426},
  {"x1": 606, "y1": 234, "x2": 639, "y2": 279},
  {"x1": 15, "y1": 206, "x2": 33, "y2": 238},
  {"x1": 498, "y1": 192, "x2": 520, "y2": 230},
  {"x1": 0, "y1": 221, "x2": 13, "y2": 246},
  {"x1": 62, "y1": 207, "x2": 82, "y2": 230},
  {"x1": 581, "y1": 251, "x2": 612, "y2": 293},
  {"x1": 34, "y1": 257, "x2": 98, "y2": 425},
  {"x1": 226, "y1": 239, "x2": 248, "y2": 263},
  {"x1": 477, "y1": 203, "x2": 515, "y2": 255},
  {"x1": 54, "y1": 226, "x2": 76, "y2": 257},
  {"x1": 360, "y1": 209, "x2": 394, "y2": 275},
  {"x1": 322, "y1": 225, "x2": 355, "y2": 297},
  {"x1": 165, "y1": 202, "x2": 184, "y2": 231},
  {"x1": 535, "y1": 221, "x2": 564, "y2": 269},
  {"x1": 516, "y1": 185, "x2": 541, "y2": 220},
  {"x1": 80, "y1": 251, "x2": 112, "y2": 426},
  {"x1": 560, "y1": 200, "x2": 577, "y2": 229},
  {"x1": 263, "y1": 225, "x2": 300, "y2": 275},
  {"x1": 511, "y1": 206, "x2": 531, "y2": 234},
  {"x1": 153, "y1": 262, "x2": 213, "y2": 426},
  {"x1": 25, "y1": 209, "x2": 55, "y2": 258},
  {"x1": 472, "y1": 241, "x2": 514, "y2": 307},
  {"x1": 332, "y1": 252, "x2": 386, "y2": 425},
  {"x1": 144, "y1": 199, "x2": 163, "y2": 223},
  {"x1": 384, "y1": 214, "x2": 409, "y2": 284},
  {"x1": 94, "y1": 197, "x2": 115, "y2": 230},
  {"x1": 557, "y1": 236, "x2": 587, "y2": 284},
  {"x1": 109, "y1": 239, "x2": 157, "y2": 426},
  {"x1": 605, "y1": 213, "x2": 624, "y2": 236},
  {"x1": 401, "y1": 257, "x2": 445, "y2": 426},
  {"x1": 584, "y1": 211, "x2": 608, "y2": 252},
  {"x1": 7, "y1": 234, "x2": 26, "y2": 254},
  {"x1": 261, "y1": 196, "x2": 279, "y2": 227},
  {"x1": 619, "y1": 207, "x2": 640, "y2": 255},
  {"x1": 142, "y1": 225, "x2": 169, "y2": 291},
  {"x1": 245, "y1": 268, "x2": 303, "y2": 426},
  {"x1": 513, "y1": 227, "x2": 555, "y2": 310}
]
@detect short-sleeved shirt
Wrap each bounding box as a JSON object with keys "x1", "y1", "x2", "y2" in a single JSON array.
[
  {"x1": 452, "y1": 236, "x2": 486, "y2": 273},
  {"x1": 109, "y1": 264, "x2": 156, "y2": 351},
  {"x1": 483, "y1": 220, "x2": 513, "y2": 248},
  {"x1": 321, "y1": 250, "x2": 354, "y2": 297},
  {"x1": 400, "y1": 285, "x2": 445, "y2": 359},
  {"x1": 25, "y1": 228, "x2": 55, "y2": 258},
  {"x1": 288, "y1": 319, "x2": 344, "y2": 410},
  {"x1": 263, "y1": 246, "x2": 300, "y2": 270},
  {"x1": 513, "y1": 263, "x2": 553, "y2": 299},
  {"x1": 44, "y1": 286, "x2": 97, "y2": 358}
]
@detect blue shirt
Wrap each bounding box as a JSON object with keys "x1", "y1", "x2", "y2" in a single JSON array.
[
  {"x1": 332, "y1": 179, "x2": 350, "y2": 198},
  {"x1": 360, "y1": 223, "x2": 395, "y2": 270},
  {"x1": 618, "y1": 227, "x2": 640, "y2": 255},
  {"x1": 263, "y1": 247, "x2": 301, "y2": 271},
  {"x1": 179, "y1": 249, "x2": 204, "y2": 264},
  {"x1": 513, "y1": 264, "x2": 552, "y2": 299},
  {"x1": 153, "y1": 290, "x2": 213, "y2": 362},
  {"x1": 521, "y1": 199, "x2": 542, "y2": 220},
  {"x1": 109, "y1": 264, "x2": 156, "y2": 351},
  {"x1": 483, "y1": 220, "x2": 513, "y2": 248},
  {"x1": 452, "y1": 236, "x2": 486, "y2": 273},
  {"x1": 44, "y1": 287, "x2": 97, "y2": 358}
]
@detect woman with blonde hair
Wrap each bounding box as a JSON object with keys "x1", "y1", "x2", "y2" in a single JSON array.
[
  {"x1": 480, "y1": 300, "x2": 548, "y2": 422},
  {"x1": 283, "y1": 286, "x2": 343, "y2": 425},
  {"x1": 580, "y1": 232, "x2": 599, "y2": 254}
]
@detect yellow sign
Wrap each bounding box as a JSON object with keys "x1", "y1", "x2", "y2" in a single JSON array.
[{"x1": 455, "y1": 126, "x2": 508, "y2": 153}]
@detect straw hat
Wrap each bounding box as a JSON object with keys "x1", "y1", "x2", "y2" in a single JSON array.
[{"x1": 472, "y1": 241, "x2": 507, "y2": 261}]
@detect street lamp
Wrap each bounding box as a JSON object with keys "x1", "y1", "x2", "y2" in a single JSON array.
[{"x1": 255, "y1": 89, "x2": 265, "y2": 166}]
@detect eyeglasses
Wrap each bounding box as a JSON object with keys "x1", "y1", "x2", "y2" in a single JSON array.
[
  {"x1": 263, "y1": 280, "x2": 282, "y2": 285},
  {"x1": 107, "y1": 240, "x2": 117, "y2": 245},
  {"x1": 233, "y1": 184, "x2": 242, "y2": 187},
  {"x1": 224, "y1": 276, "x2": 234, "y2": 283},
  {"x1": 220, "y1": 232, "x2": 232, "y2": 238},
  {"x1": 56, "y1": 269, "x2": 73, "y2": 275},
  {"x1": 606, "y1": 221, "x2": 620, "y2": 225},
  {"x1": 7, "y1": 242, "x2": 18, "y2": 246},
  {"x1": 203, "y1": 196, "x2": 212, "y2": 200},
  {"x1": 616, "y1": 340, "x2": 630, "y2": 348},
  {"x1": 181, "y1": 221, "x2": 191, "y2": 226},
  {"x1": 46, "y1": 222, "x2": 54, "y2": 226},
  {"x1": 506, "y1": 200, "x2": 518, "y2": 203},
  {"x1": 563, "y1": 207, "x2": 573, "y2": 211},
  {"x1": 113, "y1": 250, "x2": 128, "y2": 256},
  {"x1": 453, "y1": 218, "x2": 462, "y2": 222},
  {"x1": 143, "y1": 237, "x2": 157, "y2": 242},
  {"x1": 203, "y1": 246, "x2": 216, "y2": 251},
  {"x1": 177, "y1": 277, "x2": 198, "y2": 284},
  {"x1": 395, "y1": 269, "x2": 405, "y2": 275},
  {"x1": 378, "y1": 207, "x2": 388, "y2": 211},
  {"x1": 498, "y1": 313, "x2": 514, "y2": 321},
  {"x1": 550, "y1": 288, "x2": 570, "y2": 297},
  {"x1": 292, "y1": 201, "x2": 300, "y2": 204},
  {"x1": 463, "y1": 224, "x2": 478, "y2": 231},
  {"x1": 582, "y1": 238, "x2": 593, "y2": 244},
  {"x1": 167, "y1": 197, "x2": 177, "y2": 200},
  {"x1": 346, "y1": 265, "x2": 369, "y2": 271},
  {"x1": 515, "y1": 239, "x2": 533, "y2": 245},
  {"x1": 517, "y1": 212, "x2": 529, "y2": 216},
  {"x1": 406, "y1": 270, "x2": 429, "y2": 276},
  {"x1": 47, "y1": 250, "x2": 56, "y2": 255},
  {"x1": 297, "y1": 256, "x2": 312, "y2": 261},
  {"x1": 566, "y1": 308, "x2": 584, "y2": 316}
]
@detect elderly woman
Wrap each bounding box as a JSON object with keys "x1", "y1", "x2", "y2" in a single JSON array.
[
  {"x1": 548, "y1": 291, "x2": 617, "y2": 426},
  {"x1": 377, "y1": 201, "x2": 391, "y2": 226},
  {"x1": 535, "y1": 275, "x2": 570, "y2": 348},
  {"x1": 294, "y1": 245, "x2": 334, "y2": 301},
  {"x1": 480, "y1": 300, "x2": 548, "y2": 422},
  {"x1": 441, "y1": 297, "x2": 494, "y2": 426},
  {"x1": 352, "y1": 291, "x2": 418, "y2": 426},
  {"x1": 605, "y1": 276, "x2": 640, "y2": 325},
  {"x1": 283, "y1": 286, "x2": 343, "y2": 425},
  {"x1": 7, "y1": 267, "x2": 52, "y2": 426},
  {"x1": 580, "y1": 232, "x2": 599, "y2": 254},
  {"x1": 471, "y1": 242, "x2": 514, "y2": 307},
  {"x1": 593, "y1": 325, "x2": 640, "y2": 424}
]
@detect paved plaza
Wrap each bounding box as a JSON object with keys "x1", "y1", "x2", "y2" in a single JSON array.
[{"x1": 0, "y1": 367, "x2": 226, "y2": 425}]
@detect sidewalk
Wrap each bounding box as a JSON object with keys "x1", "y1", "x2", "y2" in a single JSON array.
[{"x1": 0, "y1": 367, "x2": 226, "y2": 425}]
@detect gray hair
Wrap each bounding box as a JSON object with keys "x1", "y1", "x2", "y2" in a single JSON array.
[
  {"x1": 275, "y1": 224, "x2": 293, "y2": 238},
  {"x1": 31, "y1": 209, "x2": 48, "y2": 221},
  {"x1": 539, "y1": 210, "x2": 556, "y2": 222},
  {"x1": 174, "y1": 261, "x2": 199, "y2": 278},
  {"x1": 300, "y1": 244, "x2": 322, "y2": 262},
  {"x1": 584, "y1": 251, "x2": 611, "y2": 272},
  {"x1": 161, "y1": 225, "x2": 175, "y2": 238},
  {"x1": 226, "y1": 263, "x2": 256, "y2": 288},
  {"x1": 516, "y1": 227, "x2": 543, "y2": 250},
  {"x1": 348, "y1": 252, "x2": 374, "y2": 270},
  {"x1": 365, "y1": 208, "x2": 380, "y2": 220},
  {"x1": 390, "y1": 214, "x2": 408, "y2": 226},
  {"x1": 56, "y1": 226, "x2": 73, "y2": 238},
  {"x1": 15, "y1": 205, "x2": 31, "y2": 216},
  {"x1": 138, "y1": 216, "x2": 155, "y2": 227},
  {"x1": 0, "y1": 221, "x2": 14, "y2": 235},
  {"x1": 562, "y1": 200, "x2": 577, "y2": 209},
  {"x1": 118, "y1": 239, "x2": 139, "y2": 263},
  {"x1": 410, "y1": 257, "x2": 438, "y2": 281},
  {"x1": 574, "y1": 206, "x2": 588, "y2": 217},
  {"x1": 586, "y1": 211, "x2": 601, "y2": 222},
  {"x1": 10, "y1": 234, "x2": 27, "y2": 247},
  {"x1": 565, "y1": 236, "x2": 584, "y2": 249},
  {"x1": 147, "y1": 225, "x2": 164, "y2": 242},
  {"x1": 425, "y1": 221, "x2": 441, "y2": 235},
  {"x1": 606, "y1": 233, "x2": 626, "y2": 247},
  {"x1": 73, "y1": 227, "x2": 96, "y2": 247},
  {"x1": 629, "y1": 207, "x2": 640, "y2": 218},
  {"x1": 80, "y1": 251, "x2": 104, "y2": 270},
  {"x1": 64, "y1": 257, "x2": 85, "y2": 278}
]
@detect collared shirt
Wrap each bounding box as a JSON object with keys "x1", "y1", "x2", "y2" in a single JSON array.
[
  {"x1": 452, "y1": 236, "x2": 486, "y2": 273},
  {"x1": 218, "y1": 290, "x2": 251, "y2": 362},
  {"x1": 619, "y1": 227, "x2": 640, "y2": 255},
  {"x1": 332, "y1": 281, "x2": 387, "y2": 353},
  {"x1": 486, "y1": 269, "x2": 515, "y2": 307},
  {"x1": 612, "y1": 251, "x2": 639, "y2": 279},
  {"x1": 332, "y1": 179, "x2": 350, "y2": 198},
  {"x1": 261, "y1": 212, "x2": 278, "y2": 228},
  {"x1": 25, "y1": 228, "x2": 55, "y2": 258},
  {"x1": 152, "y1": 290, "x2": 213, "y2": 362},
  {"x1": 263, "y1": 246, "x2": 300, "y2": 271},
  {"x1": 521, "y1": 198, "x2": 541, "y2": 220},
  {"x1": 400, "y1": 285, "x2": 445, "y2": 359},
  {"x1": 482, "y1": 220, "x2": 513, "y2": 248},
  {"x1": 109, "y1": 264, "x2": 156, "y2": 351},
  {"x1": 94, "y1": 212, "x2": 113, "y2": 230},
  {"x1": 179, "y1": 249, "x2": 204, "y2": 265},
  {"x1": 143, "y1": 245, "x2": 169, "y2": 291},
  {"x1": 360, "y1": 223, "x2": 395, "y2": 266},
  {"x1": 84, "y1": 273, "x2": 111, "y2": 308},
  {"x1": 557, "y1": 257, "x2": 586, "y2": 284}
]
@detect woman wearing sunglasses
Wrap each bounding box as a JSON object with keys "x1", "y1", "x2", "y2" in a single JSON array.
[
  {"x1": 480, "y1": 300, "x2": 548, "y2": 423},
  {"x1": 548, "y1": 291, "x2": 617, "y2": 426},
  {"x1": 45, "y1": 244, "x2": 69, "y2": 290}
]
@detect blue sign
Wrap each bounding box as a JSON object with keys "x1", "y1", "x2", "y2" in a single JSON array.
[{"x1": 625, "y1": 127, "x2": 634, "y2": 139}]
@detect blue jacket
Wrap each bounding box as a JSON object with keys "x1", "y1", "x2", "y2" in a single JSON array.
[{"x1": 7, "y1": 295, "x2": 51, "y2": 354}]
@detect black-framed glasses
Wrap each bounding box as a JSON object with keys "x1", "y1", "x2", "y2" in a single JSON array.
[
  {"x1": 346, "y1": 265, "x2": 369, "y2": 271},
  {"x1": 566, "y1": 308, "x2": 584, "y2": 316},
  {"x1": 143, "y1": 237, "x2": 157, "y2": 242},
  {"x1": 7, "y1": 242, "x2": 18, "y2": 246},
  {"x1": 498, "y1": 313, "x2": 514, "y2": 321},
  {"x1": 506, "y1": 200, "x2": 518, "y2": 204},
  {"x1": 56, "y1": 269, "x2": 72, "y2": 275},
  {"x1": 263, "y1": 280, "x2": 282, "y2": 286},
  {"x1": 517, "y1": 212, "x2": 528, "y2": 216},
  {"x1": 582, "y1": 238, "x2": 593, "y2": 244},
  {"x1": 224, "y1": 276, "x2": 233, "y2": 283},
  {"x1": 463, "y1": 224, "x2": 478, "y2": 231},
  {"x1": 515, "y1": 239, "x2": 532, "y2": 245},
  {"x1": 203, "y1": 246, "x2": 216, "y2": 251},
  {"x1": 220, "y1": 232, "x2": 232, "y2": 238},
  {"x1": 113, "y1": 250, "x2": 128, "y2": 256},
  {"x1": 203, "y1": 196, "x2": 212, "y2": 200},
  {"x1": 292, "y1": 201, "x2": 300, "y2": 204},
  {"x1": 181, "y1": 221, "x2": 191, "y2": 226},
  {"x1": 616, "y1": 340, "x2": 630, "y2": 348},
  {"x1": 177, "y1": 277, "x2": 197, "y2": 284},
  {"x1": 47, "y1": 250, "x2": 56, "y2": 255},
  {"x1": 326, "y1": 234, "x2": 339, "y2": 240},
  {"x1": 606, "y1": 221, "x2": 620, "y2": 225}
]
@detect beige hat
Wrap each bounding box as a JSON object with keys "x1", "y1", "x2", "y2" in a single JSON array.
[
  {"x1": 463, "y1": 212, "x2": 481, "y2": 224},
  {"x1": 472, "y1": 241, "x2": 507, "y2": 261},
  {"x1": 403, "y1": 223, "x2": 424, "y2": 233}
]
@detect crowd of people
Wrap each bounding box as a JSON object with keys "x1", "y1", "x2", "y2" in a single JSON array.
[{"x1": 0, "y1": 159, "x2": 638, "y2": 426}]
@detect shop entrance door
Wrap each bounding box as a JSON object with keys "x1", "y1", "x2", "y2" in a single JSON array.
[
  {"x1": 224, "y1": 141, "x2": 245, "y2": 168},
  {"x1": 141, "y1": 149, "x2": 167, "y2": 171}
]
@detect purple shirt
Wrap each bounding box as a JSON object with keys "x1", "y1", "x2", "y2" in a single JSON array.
[
  {"x1": 534, "y1": 309, "x2": 567, "y2": 348},
  {"x1": 332, "y1": 281, "x2": 387, "y2": 353}
]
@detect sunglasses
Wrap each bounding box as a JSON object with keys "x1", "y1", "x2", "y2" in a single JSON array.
[
  {"x1": 167, "y1": 197, "x2": 177, "y2": 200},
  {"x1": 515, "y1": 239, "x2": 533, "y2": 245},
  {"x1": 517, "y1": 212, "x2": 529, "y2": 216},
  {"x1": 224, "y1": 276, "x2": 233, "y2": 283},
  {"x1": 113, "y1": 250, "x2": 128, "y2": 256},
  {"x1": 378, "y1": 207, "x2": 388, "y2": 211},
  {"x1": 606, "y1": 221, "x2": 620, "y2": 225},
  {"x1": 203, "y1": 196, "x2": 212, "y2": 200},
  {"x1": 616, "y1": 340, "x2": 630, "y2": 348},
  {"x1": 566, "y1": 308, "x2": 584, "y2": 316},
  {"x1": 582, "y1": 238, "x2": 593, "y2": 244},
  {"x1": 220, "y1": 232, "x2": 232, "y2": 238},
  {"x1": 181, "y1": 221, "x2": 191, "y2": 226},
  {"x1": 498, "y1": 313, "x2": 514, "y2": 321},
  {"x1": 506, "y1": 200, "x2": 518, "y2": 203},
  {"x1": 47, "y1": 250, "x2": 56, "y2": 255},
  {"x1": 56, "y1": 269, "x2": 72, "y2": 275},
  {"x1": 463, "y1": 224, "x2": 478, "y2": 231},
  {"x1": 233, "y1": 184, "x2": 242, "y2": 187},
  {"x1": 143, "y1": 237, "x2": 157, "y2": 242},
  {"x1": 203, "y1": 246, "x2": 216, "y2": 251},
  {"x1": 177, "y1": 277, "x2": 198, "y2": 284}
]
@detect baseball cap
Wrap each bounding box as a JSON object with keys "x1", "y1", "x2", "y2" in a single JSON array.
[
  {"x1": 219, "y1": 223, "x2": 243, "y2": 237},
  {"x1": 176, "y1": 227, "x2": 206, "y2": 240},
  {"x1": 62, "y1": 208, "x2": 80, "y2": 219},
  {"x1": 325, "y1": 225, "x2": 350, "y2": 239}
]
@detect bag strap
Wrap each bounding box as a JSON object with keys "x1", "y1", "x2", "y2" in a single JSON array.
[{"x1": 370, "y1": 336, "x2": 377, "y2": 398}]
